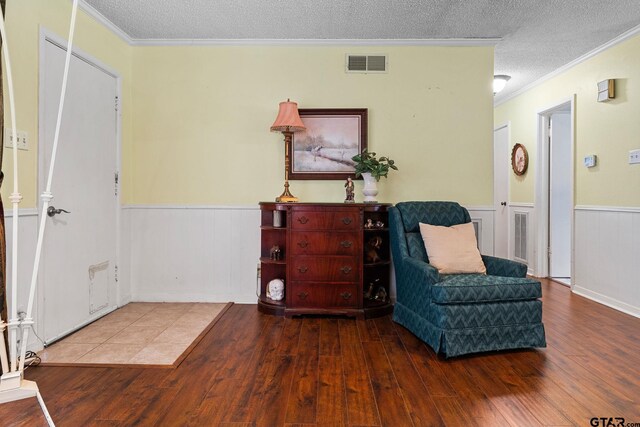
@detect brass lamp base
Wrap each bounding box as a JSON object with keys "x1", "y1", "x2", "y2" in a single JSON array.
[{"x1": 276, "y1": 181, "x2": 298, "y2": 203}]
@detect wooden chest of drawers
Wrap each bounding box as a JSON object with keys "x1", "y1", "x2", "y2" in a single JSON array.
[{"x1": 258, "y1": 202, "x2": 392, "y2": 318}]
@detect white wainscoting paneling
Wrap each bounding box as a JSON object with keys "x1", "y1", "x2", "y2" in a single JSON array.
[
  {"x1": 126, "y1": 205, "x2": 261, "y2": 303},
  {"x1": 465, "y1": 206, "x2": 495, "y2": 256},
  {"x1": 126, "y1": 205, "x2": 494, "y2": 305},
  {"x1": 574, "y1": 206, "x2": 640, "y2": 318},
  {"x1": 4, "y1": 209, "x2": 43, "y2": 351}
]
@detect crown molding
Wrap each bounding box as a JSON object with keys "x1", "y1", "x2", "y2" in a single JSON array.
[
  {"x1": 77, "y1": 0, "x2": 133, "y2": 45},
  {"x1": 73, "y1": 2, "x2": 500, "y2": 48},
  {"x1": 129, "y1": 38, "x2": 501, "y2": 47},
  {"x1": 495, "y1": 23, "x2": 640, "y2": 107}
]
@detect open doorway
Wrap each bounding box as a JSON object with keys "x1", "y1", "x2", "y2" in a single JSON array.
[
  {"x1": 534, "y1": 97, "x2": 574, "y2": 286},
  {"x1": 549, "y1": 110, "x2": 572, "y2": 285}
]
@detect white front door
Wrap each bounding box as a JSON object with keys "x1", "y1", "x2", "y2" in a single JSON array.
[
  {"x1": 40, "y1": 38, "x2": 119, "y2": 343},
  {"x1": 493, "y1": 125, "x2": 509, "y2": 258}
]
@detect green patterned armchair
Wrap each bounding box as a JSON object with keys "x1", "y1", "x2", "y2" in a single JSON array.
[{"x1": 390, "y1": 201, "x2": 546, "y2": 357}]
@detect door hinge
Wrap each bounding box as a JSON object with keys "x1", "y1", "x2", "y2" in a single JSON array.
[
  {"x1": 115, "y1": 264, "x2": 118, "y2": 282},
  {"x1": 115, "y1": 96, "x2": 119, "y2": 112},
  {"x1": 115, "y1": 171, "x2": 119, "y2": 196}
]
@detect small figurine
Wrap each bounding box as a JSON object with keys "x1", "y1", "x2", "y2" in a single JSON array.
[
  {"x1": 269, "y1": 245, "x2": 282, "y2": 260},
  {"x1": 374, "y1": 287, "x2": 388, "y2": 302},
  {"x1": 267, "y1": 279, "x2": 285, "y2": 301},
  {"x1": 375, "y1": 220, "x2": 385, "y2": 229},
  {"x1": 364, "y1": 218, "x2": 374, "y2": 229},
  {"x1": 365, "y1": 279, "x2": 380, "y2": 300},
  {"x1": 365, "y1": 236, "x2": 383, "y2": 263},
  {"x1": 344, "y1": 177, "x2": 355, "y2": 203}
]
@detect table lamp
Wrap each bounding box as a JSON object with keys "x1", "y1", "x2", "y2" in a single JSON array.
[{"x1": 270, "y1": 99, "x2": 306, "y2": 202}]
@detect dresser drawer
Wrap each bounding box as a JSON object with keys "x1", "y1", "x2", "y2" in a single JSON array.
[
  {"x1": 290, "y1": 257, "x2": 358, "y2": 282},
  {"x1": 290, "y1": 232, "x2": 359, "y2": 256},
  {"x1": 289, "y1": 283, "x2": 358, "y2": 308},
  {"x1": 291, "y1": 210, "x2": 359, "y2": 230}
]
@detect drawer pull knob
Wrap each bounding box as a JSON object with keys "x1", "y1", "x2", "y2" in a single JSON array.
[
  {"x1": 340, "y1": 266, "x2": 352, "y2": 274},
  {"x1": 340, "y1": 292, "x2": 352, "y2": 300},
  {"x1": 341, "y1": 217, "x2": 352, "y2": 225},
  {"x1": 298, "y1": 266, "x2": 308, "y2": 273},
  {"x1": 297, "y1": 216, "x2": 309, "y2": 224},
  {"x1": 298, "y1": 291, "x2": 309, "y2": 300},
  {"x1": 297, "y1": 241, "x2": 309, "y2": 248},
  {"x1": 340, "y1": 240, "x2": 353, "y2": 248}
]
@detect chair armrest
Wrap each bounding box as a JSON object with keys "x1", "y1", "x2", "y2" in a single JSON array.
[
  {"x1": 404, "y1": 258, "x2": 440, "y2": 285},
  {"x1": 482, "y1": 255, "x2": 527, "y2": 278},
  {"x1": 394, "y1": 257, "x2": 439, "y2": 308}
]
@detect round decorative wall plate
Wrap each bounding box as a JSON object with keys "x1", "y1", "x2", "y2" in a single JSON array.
[{"x1": 511, "y1": 143, "x2": 529, "y2": 176}]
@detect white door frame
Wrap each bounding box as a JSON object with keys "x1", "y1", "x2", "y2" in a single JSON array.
[
  {"x1": 533, "y1": 95, "x2": 575, "y2": 284},
  {"x1": 493, "y1": 122, "x2": 511, "y2": 258},
  {"x1": 37, "y1": 27, "x2": 122, "y2": 340}
]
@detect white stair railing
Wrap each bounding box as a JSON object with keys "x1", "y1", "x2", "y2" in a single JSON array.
[{"x1": 0, "y1": 1, "x2": 80, "y2": 425}]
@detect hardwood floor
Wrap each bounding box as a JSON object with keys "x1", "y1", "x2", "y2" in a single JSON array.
[{"x1": 3, "y1": 278, "x2": 640, "y2": 426}]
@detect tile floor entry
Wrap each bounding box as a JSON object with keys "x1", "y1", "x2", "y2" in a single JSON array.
[{"x1": 38, "y1": 302, "x2": 230, "y2": 367}]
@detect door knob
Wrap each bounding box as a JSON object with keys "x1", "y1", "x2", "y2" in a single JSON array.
[{"x1": 47, "y1": 206, "x2": 70, "y2": 217}]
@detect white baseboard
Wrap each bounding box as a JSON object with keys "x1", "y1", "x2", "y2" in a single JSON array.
[
  {"x1": 132, "y1": 293, "x2": 255, "y2": 304},
  {"x1": 572, "y1": 286, "x2": 640, "y2": 319}
]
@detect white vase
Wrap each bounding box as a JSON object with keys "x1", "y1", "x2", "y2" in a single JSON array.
[{"x1": 361, "y1": 172, "x2": 379, "y2": 203}]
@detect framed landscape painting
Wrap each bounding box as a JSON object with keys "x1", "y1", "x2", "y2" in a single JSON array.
[{"x1": 289, "y1": 108, "x2": 368, "y2": 180}]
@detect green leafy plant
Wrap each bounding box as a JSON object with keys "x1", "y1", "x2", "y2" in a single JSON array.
[{"x1": 351, "y1": 149, "x2": 398, "y2": 181}]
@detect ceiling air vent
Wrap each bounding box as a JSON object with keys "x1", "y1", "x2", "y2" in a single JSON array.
[{"x1": 346, "y1": 54, "x2": 388, "y2": 73}]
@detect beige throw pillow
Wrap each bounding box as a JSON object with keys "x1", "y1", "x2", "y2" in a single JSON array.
[{"x1": 419, "y1": 222, "x2": 486, "y2": 274}]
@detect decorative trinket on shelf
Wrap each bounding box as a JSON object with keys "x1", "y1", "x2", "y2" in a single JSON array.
[
  {"x1": 270, "y1": 245, "x2": 282, "y2": 260},
  {"x1": 365, "y1": 236, "x2": 383, "y2": 263},
  {"x1": 365, "y1": 279, "x2": 380, "y2": 300},
  {"x1": 344, "y1": 177, "x2": 355, "y2": 203},
  {"x1": 364, "y1": 218, "x2": 374, "y2": 229},
  {"x1": 272, "y1": 210, "x2": 283, "y2": 227},
  {"x1": 374, "y1": 287, "x2": 388, "y2": 302},
  {"x1": 267, "y1": 279, "x2": 285, "y2": 301},
  {"x1": 375, "y1": 220, "x2": 384, "y2": 229}
]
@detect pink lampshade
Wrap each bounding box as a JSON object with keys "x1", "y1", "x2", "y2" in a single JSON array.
[{"x1": 270, "y1": 99, "x2": 306, "y2": 132}]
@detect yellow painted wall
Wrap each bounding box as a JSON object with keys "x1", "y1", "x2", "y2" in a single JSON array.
[
  {"x1": 1, "y1": 0, "x2": 132, "y2": 208},
  {"x1": 495, "y1": 33, "x2": 640, "y2": 207},
  {"x1": 131, "y1": 45, "x2": 494, "y2": 205},
  {"x1": 3, "y1": 0, "x2": 494, "y2": 207}
]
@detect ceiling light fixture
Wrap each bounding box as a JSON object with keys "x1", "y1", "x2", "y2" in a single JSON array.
[{"x1": 493, "y1": 75, "x2": 511, "y2": 94}]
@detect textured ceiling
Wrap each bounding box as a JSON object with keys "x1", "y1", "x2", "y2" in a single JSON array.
[{"x1": 84, "y1": 0, "x2": 640, "y2": 102}]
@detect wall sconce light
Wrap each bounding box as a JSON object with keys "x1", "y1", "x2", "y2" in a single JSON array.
[
  {"x1": 493, "y1": 75, "x2": 511, "y2": 94},
  {"x1": 270, "y1": 99, "x2": 306, "y2": 202},
  {"x1": 597, "y1": 79, "x2": 615, "y2": 102}
]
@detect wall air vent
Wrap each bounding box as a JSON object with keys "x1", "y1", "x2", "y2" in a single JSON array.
[
  {"x1": 514, "y1": 211, "x2": 528, "y2": 263},
  {"x1": 346, "y1": 54, "x2": 388, "y2": 73}
]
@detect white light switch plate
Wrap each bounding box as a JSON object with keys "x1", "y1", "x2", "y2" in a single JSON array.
[
  {"x1": 584, "y1": 155, "x2": 597, "y2": 168},
  {"x1": 4, "y1": 129, "x2": 29, "y2": 150},
  {"x1": 629, "y1": 149, "x2": 640, "y2": 165}
]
